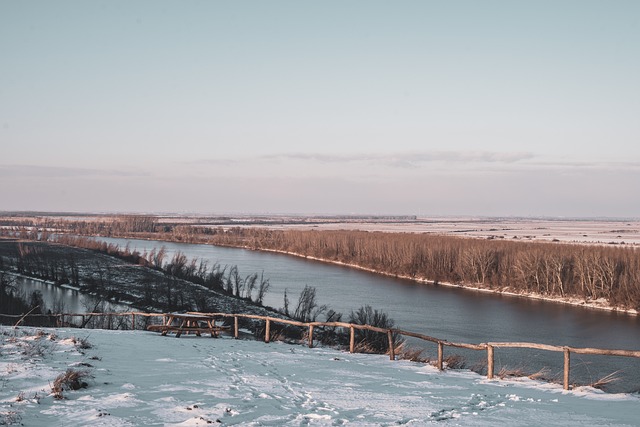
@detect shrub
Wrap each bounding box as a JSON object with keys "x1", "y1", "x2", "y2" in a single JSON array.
[
  {"x1": 442, "y1": 354, "x2": 465, "y2": 369},
  {"x1": 282, "y1": 286, "x2": 327, "y2": 323},
  {"x1": 348, "y1": 305, "x2": 403, "y2": 354}
]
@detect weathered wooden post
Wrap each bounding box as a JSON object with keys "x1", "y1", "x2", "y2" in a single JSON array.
[
  {"x1": 487, "y1": 345, "x2": 494, "y2": 380},
  {"x1": 437, "y1": 342, "x2": 444, "y2": 370},
  {"x1": 387, "y1": 330, "x2": 395, "y2": 361},
  {"x1": 234, "y1": 316, "x2": 239, "y2": 339},
  {"x1": 349, "y1": 326, "x2": 355, "y2": 353},
  {"x1": 564, "y1": 348, "x2": 571, "y2": 390},
  {"x1": 265, "y1": 318, "x2": 271, "y2": 343},
  {"x1": 308, "y1": 324, "x2": 314, "y2": 348},
  {"x1": 131, "y1": 313, "x2": 136, "y2": 330}
]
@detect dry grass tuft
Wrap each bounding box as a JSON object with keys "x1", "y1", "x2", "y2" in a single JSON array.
[
  {"x1": 71, "y1": 336, "x2": 92, "y2": 350},
  {"x1": 589, "y1": 371, "x2": 621, "y2": 390},
  {"x1": 442, "y1": 355, "x2": 465, "y2": 370},
  {"x1": 353, "y1": 341, "x2": 381, "y2": 354},
  {"x1": 51, "y1": 369, "x2": 91, "y2": 399},
  {"x1": 498, "y1": 366, "x2": 526, "y2": 379},
  {"x1": 528, "y1": 367, "x2": 551, "y2": 381},
  {"x1": 396, "y1": 345, "x2": 430, "y2": 363}
]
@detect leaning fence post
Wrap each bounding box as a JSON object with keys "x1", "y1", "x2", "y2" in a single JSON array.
[
  {"x1": 387, "y1": 330, "x2": 395, "y2": 360},
  {"x1": 349, "y1": 326, "x2": 355, "y2": 353},
  {"x1": 265, "y1": 318, "x2": 271, "y2": 343},
  {"x1": 564, "y1": 348, "x2": 571, "y2": 390},
  {"x1": 234, "y1": 316, "x2": 239, "y2": 339},
  {"x1": 487, "y1": 345, "x2": 494, "y2": 380},
  {"x1": 308, "y1": 324, "x2": 314, "y2": 348},
  {"x1": 437, "y1": 342, "x2": 443, "y2": 370}
]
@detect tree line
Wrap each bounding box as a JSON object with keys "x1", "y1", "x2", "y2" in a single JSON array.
[{"x1": 213, "y1": 228, "x2": 640, "y2": 310}]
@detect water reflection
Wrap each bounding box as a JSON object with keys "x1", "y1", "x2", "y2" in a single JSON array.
[{"x1": 14, "y1": 276, "x2": 128, "y2": 314}]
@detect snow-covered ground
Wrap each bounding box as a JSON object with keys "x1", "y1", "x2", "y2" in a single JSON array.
[
  {"x1": 1, "y1": 327, "x2": 638, "y2": 426},
  {"x1": 249, "y1": 218, "x2": 640, "y2": 246}
]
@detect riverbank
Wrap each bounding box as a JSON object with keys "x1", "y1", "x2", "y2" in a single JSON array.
[
  {"x1": 0, "y1": 239, "x2": 290, "y2": 322},
  {"x1": 50, "y1": 232, "x2": 637, "y2": 316},
  {"x1": 38, "y1": 232, "x2": 640, "y2": 316},
  {"x1": 225, "y1": 245, "x2": 639, "y2": 317}
]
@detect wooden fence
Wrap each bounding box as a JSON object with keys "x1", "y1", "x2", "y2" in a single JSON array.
[{"x1": 2, "y1": 310, "x2": 640, "y2": 391}]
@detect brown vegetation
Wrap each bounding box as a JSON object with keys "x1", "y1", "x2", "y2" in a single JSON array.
[
  {"x1": 51, "y1": 368, "x2": 90, "y2": 399},
  {"x1": 214, "y1": 228, "x2": 640, "y2": 310}
]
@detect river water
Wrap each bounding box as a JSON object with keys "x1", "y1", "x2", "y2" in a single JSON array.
[
  {"x1": 27, "y1": 236, "x2": 640, "y2": 393},
  {"x1": 15, "y1": 276, "x2": 129, "y2": 314}
]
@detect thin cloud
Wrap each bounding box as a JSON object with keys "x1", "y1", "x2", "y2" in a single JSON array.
[
  {"x1": 186, "y1": 151, "x2": 639, "y2": 173},
  {"x1": 187, "y1": 158, "x2": 241, "y2": 166},
  {"x1": 261, "y1": 151, "x2": 535, "y2": 168},
  {"x1": 0, "y1": 165, "x2": 147, "y2": 178},
  {"x1": 525, "y1": 160, "x2": 640, "y2": 171}
]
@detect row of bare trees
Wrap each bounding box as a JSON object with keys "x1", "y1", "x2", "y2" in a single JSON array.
[
  {"x1": 202, "y1": 228, "x2": 640, "y2": 310},
  {"x1": 2, "y1": 232, "x2": 273, "y2": 311}
]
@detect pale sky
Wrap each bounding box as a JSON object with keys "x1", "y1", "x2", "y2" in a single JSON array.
[{"x1": 1, "y1": 1, "x2": 639, "y2": 217}]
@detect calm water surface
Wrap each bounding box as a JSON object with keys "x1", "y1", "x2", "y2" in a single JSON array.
[{"x1": 16, "y1": 276, "x2": 129, "y2": 313}]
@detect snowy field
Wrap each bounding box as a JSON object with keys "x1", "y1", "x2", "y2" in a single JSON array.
[
  {"x1": 1, "y1": 327, "x2": 638, "y2": 426},
  {"x1": 242, "y1": 217, "x2": 640, "y2": 246}
]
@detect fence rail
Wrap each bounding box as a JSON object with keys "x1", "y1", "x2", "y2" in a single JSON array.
[{"x1": 2, "y1": 310, "x2": 640, "y2": 391}]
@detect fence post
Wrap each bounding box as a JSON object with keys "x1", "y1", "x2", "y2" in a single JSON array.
[
  {"x1": 308, "y1": 324, "x2": 314, "y2": 348},
  {"x1": 387, "y1": 330, "x2": 395, "y2": 360},
  {"x1": 349, "y1": 326, "x2": 355, "y2": 353},
  {"x1": 437, "y1": 342, "x2": 443, "y2": 370},
  {"x1": 131, "y1": 314, "x2": 136, "y2": 330},
  {"x1": 487, "y1": 345, "x2": 494, "y2": 380},
  {"x1": 234, "y1": 316, "x2": 239, "y2": 339},
  {"x1": 265, "y1": 319, "x2": 271, "y2": 343},
  {"x1": 564, "y1": 348, "x2": 571, "y2": 390}
]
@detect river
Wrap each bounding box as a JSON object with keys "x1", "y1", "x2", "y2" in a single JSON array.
[
  {"x1": 30, "y1": 236, "x2": 640, "y2": 393},
  {"x1": 14, "y1": 276, "x2": 129, "y2": 314}
]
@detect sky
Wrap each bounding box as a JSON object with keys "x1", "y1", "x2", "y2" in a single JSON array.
[{"x1": 1, "y1": 1, "x2": 639, "y2": 217}]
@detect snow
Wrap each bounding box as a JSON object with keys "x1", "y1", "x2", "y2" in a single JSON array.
[{"x1": 1, "y1": 327, "x2": 638, "y2": 426}]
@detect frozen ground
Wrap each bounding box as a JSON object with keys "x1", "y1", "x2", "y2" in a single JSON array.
[{"x1": 1, "y1": 327, "x2": 638, "y2": 426}]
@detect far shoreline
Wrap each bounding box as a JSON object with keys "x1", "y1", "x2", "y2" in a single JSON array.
[
  {"x1": 225, "y1": 244, "x2": 639, "y2": 317},
  {"x1": 10, "y1": 232, "x2": 637, "y2": 317}
]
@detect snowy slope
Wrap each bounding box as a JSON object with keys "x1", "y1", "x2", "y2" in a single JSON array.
[{"x1": 1, "y1": 327, "x2": 638, "y2": 426}]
